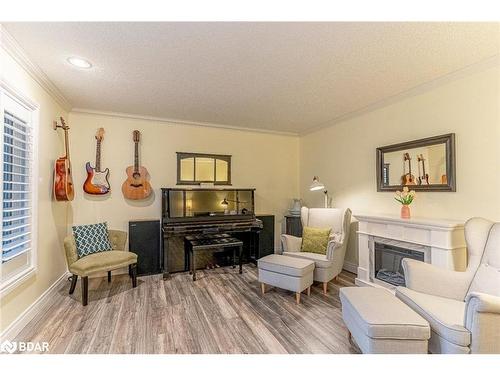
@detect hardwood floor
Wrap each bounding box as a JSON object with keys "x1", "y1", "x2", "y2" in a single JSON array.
[{"x1": 14, "y1": 264, "x2": 358, "y2": 354}]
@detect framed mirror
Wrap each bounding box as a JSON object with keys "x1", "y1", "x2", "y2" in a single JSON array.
[
  {"x1": 376, "y1": 133, "x2": 456, "y2": 192},
  {"x1": 177, "y1": 152, "x2": 231, "y2": 185}
]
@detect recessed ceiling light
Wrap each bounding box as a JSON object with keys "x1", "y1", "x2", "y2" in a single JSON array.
[{"x1": 67, "y1": 56, "x2": 92, "y2": 69}]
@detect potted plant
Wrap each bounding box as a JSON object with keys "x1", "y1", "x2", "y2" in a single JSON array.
[{"x1": 395, "y1": 187, "x2": 416, "y2": 219}]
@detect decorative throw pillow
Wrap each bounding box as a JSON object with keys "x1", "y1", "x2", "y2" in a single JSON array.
[
  {"x1": 301, "y1": 227, "x2": 331, "y2": 255},
  {"x1": 72, "y1": 222, "x2": 112, "y2": 258}
]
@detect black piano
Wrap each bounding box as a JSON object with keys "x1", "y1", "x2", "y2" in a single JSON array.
[{"x1": 161, "y1": 187, "x2": 263, "y2": 279}]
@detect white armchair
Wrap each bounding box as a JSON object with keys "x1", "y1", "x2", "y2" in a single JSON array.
[
  {"x1": 396, "y1": 217, "x2": 500, "y2": 354},
  {"x1": 281, "y1": 207, "x2": 352, "y2": 294}
]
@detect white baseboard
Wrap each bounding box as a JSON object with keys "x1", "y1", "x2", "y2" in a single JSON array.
[
  {"x1": 342, "y1": 261, "x2": 358, "y2": 274},
  {"x1": 0, "y1": 271, "x2": 69, "y2": 341}
]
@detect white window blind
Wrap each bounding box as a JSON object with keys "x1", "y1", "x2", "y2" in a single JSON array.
[
  {"x1": 0, "y1": 85, "x2": 38, "y2": 294},
  {"x1": 2, "y1": 110, "x2": 33, "y2": 262}
]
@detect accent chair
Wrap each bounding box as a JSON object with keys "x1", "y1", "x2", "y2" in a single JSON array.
[
  {"x1": 63, "y1": 230, "x2": 138, "y2": 306},
  {"x1": 281, "y1": 207, "x2": 352, "y2": 294},
  {"x1": 396, "y1": 217, "x2": 500, "y2": 354}
]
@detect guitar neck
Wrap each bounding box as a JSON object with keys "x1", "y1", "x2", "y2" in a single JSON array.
[
  {"x1": 64, "y1": 128, "x2": 70, "y2": 160},
  {"x1": 95, "y1": 139, "x2": 101, "y2": 172},
  {"x1": 134, "y1": 141, "x2": 139, "y2": 172}
]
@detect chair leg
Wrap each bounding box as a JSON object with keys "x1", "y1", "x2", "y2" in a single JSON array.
[
  {"x1": 82, "y1": 276, "x2": 88, "y2": 306},
  {"x1": 107, "y1": 271, "x2": 112, "y2": 283},
  {"x1": 306, "y1": 286, "x2": 311, "y2": 296},
  {"x1": 295, "y1": 292, "x2": 301, "y2": 304},
  {"x1": 69, "y1": 274, "x2": 78, "y2": 295},
  {"x1": 323, "y1": 282, "x2": 328, "y2": 295},
  {"x1": 131, "y1": 264, "x2": 137, "y2": 288},
  {"x1": 261, "y1": 282, "x2": 266, "y2": 295}
]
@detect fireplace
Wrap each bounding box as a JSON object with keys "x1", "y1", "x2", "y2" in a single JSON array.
[
  {"x1": 373, "y1": 242, "x2": 425, "y2": 286},
  {"x1": 355, "y1": 214, "x2": 466, "y2": 289}
]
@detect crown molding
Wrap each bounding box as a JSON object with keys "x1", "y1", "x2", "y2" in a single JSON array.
[
  {"x1": 301, "y1": 54, "x2": 500, "y2": 136},
  {"x1": 0, "y1": 24, "x2": 72, "y2": 111},
  {"x1": 70, "y1": 108, "x2": 299, "y2": 137}
]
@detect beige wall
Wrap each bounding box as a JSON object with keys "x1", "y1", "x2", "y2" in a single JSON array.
[
  {"x1": 300, "y1": 65, "x2": 500, "y2": 267},
  {"x1": 0, "y1": 49, "x2": 69, "y2": 331},
  {"x1": 67, "y1": 111, "x2": 299, "y2": 251}
]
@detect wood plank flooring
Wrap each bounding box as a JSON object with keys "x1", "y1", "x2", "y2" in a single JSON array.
[{"x1": 14, "y1": 264, "x2": 358, "y2": 354}]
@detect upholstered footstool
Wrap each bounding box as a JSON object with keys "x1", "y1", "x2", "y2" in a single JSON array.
[
  {"x1": 258, "y1": 254, "x2": 314, "y2": 304},
  {"x1": 340, "y1": 287, "x2": 430, "y2": 354}
]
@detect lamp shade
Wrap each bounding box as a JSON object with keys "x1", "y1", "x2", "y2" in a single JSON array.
[{"x1": 309, "y1": 176, "x2": 325, "y2": 191}]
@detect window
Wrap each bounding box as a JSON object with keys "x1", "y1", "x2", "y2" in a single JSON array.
[
  {"x1": 383, "y1": 163, "x2": 390, "y2": 186},
  {"x1": 177, "y1": 152, "x2": 231, "y2": 185},
  {"x1": 0, "y1": 83, "x2": 38, "y2": 294}
]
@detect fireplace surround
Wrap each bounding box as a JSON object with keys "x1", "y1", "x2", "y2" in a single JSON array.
[{"x1": 355, "y1": 214, "x2": 466, "y2": 289}]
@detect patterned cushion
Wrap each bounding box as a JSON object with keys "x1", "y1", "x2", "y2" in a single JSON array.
[
  {"x1": 301, "y1": 226, "x2": 331, "y2": 255},
  {"x1": 72, "y1": 222, "x2": 112, "y2": 258}
]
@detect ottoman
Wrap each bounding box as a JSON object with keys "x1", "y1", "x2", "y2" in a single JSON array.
[
  {"x1": 258, "y1": 254, "x2": 314, "y2": 304},
  {"x1": 340, "y1": 287, "x2": 431, "y2": 354}
]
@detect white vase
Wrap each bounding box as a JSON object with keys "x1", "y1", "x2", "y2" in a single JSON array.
[{"x1": 289, "y1": 198, "x2": 301, "y2": 216}]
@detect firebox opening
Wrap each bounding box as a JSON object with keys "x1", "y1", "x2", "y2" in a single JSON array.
[{"x1": 374, "y1": 242, "x2": 425, "y2": 286}]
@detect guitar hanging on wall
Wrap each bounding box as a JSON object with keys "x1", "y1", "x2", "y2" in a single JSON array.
[
  {"x1": 400, "y1": 152, "x2": 417, "y2": 185},
  {"x1": 83, "y1": 128, "x2": 111, "y2": 195},
  {"x1": 417, "y1": 154, "x2": 430, "y2": 185},
  {"x1": 53, "y1": 117, "x2": 75, "y2": 201},
  {"x1": 122, "y1": 130, "x2": 152, "y2": 200}
]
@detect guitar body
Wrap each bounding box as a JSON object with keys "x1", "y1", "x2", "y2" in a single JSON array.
[
  {"x1": 83, "y1": 162, "x2": 110, "y2": 195},
  {"x1": 122, "y1": 165, "x2": 152, "y2": 200},
  {"x1": 423, "y1": 173, "x2": 429, "y2": 185},
  {"x1": 54, "y1": 157, "x2": 74, "y2": 201},
  {"x1": 401, "y1": 174, "x2": 417, "y2": 185}
]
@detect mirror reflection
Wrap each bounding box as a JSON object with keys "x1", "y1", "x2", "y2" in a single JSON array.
[{"x1": 383, "y1": 144, "x2": 447, "y2": 186}]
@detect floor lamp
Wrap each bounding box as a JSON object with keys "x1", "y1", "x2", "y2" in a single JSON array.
[{"x1": 310, "y1": 176, "x2": 330, "y2": 208}]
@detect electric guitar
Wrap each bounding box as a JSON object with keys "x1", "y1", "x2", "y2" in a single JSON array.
[
  {"x1": 121, "y1": 130, "x2": 152, "y2": 200},
  {"x1": 53, "y1": 117, "x2": 75, "y2": 201},
  {"x1": 401, "y1": 152, "x2": 416, "y2": 185},
  {"x1": 417, "y1": 154, "x2": 429, "y2": 185},
  {"x1": 83, "y1": 128, "x2": 111, "y2": 195}
]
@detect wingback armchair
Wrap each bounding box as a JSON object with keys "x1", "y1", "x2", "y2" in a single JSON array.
[
  {"x1": 396, "y1": 217, "x2": 500, "y2": 354},
  {"x1": 63, "y1": 230, "x2": 138, "y2": 306},
  {"x1": 281, "y1": 207, "x2": 352, "y2": 294}
]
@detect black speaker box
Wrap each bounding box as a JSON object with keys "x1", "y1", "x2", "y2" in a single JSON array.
[
  {"x1": 256, "y1": 215, "x2": 275, "y2": 259},
  {"x1": 129, "y1": 220, "x2": 162, "y2": 276}
]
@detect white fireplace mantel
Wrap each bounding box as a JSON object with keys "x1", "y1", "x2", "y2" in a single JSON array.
[{"x1": 354, "y1": 213, "x2": 466, "y2": 289}]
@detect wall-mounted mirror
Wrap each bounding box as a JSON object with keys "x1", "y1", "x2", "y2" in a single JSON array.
[
  {"x1": 177, "y1": 152, "x2": 231, "y2": 185},
  {"x1": 377, "y1": 133, "x2": 456, "y2": 192}
]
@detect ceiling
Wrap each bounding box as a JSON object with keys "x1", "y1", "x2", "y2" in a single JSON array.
[{"x1": 3, "y1": 22, "x2": 499, "y2": 134}]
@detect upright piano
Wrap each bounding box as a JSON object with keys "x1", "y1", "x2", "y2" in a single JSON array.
[{"x1": 161, "y1": 187, "x2": 263, "y2": 279}]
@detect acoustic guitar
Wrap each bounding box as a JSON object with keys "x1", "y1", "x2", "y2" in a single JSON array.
[
  {"x1": 83, "y1": 128, "x2": 111, "y2": 195},
  {"x1": 401, "y1": 152, "x2": 416, "y2": 185},
  {"x1": 122, "y1": 130, "x2": 152, "y2": 200},
  {"x1": 53, "y1": 117, "x2": 75, "y2": 201}
]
